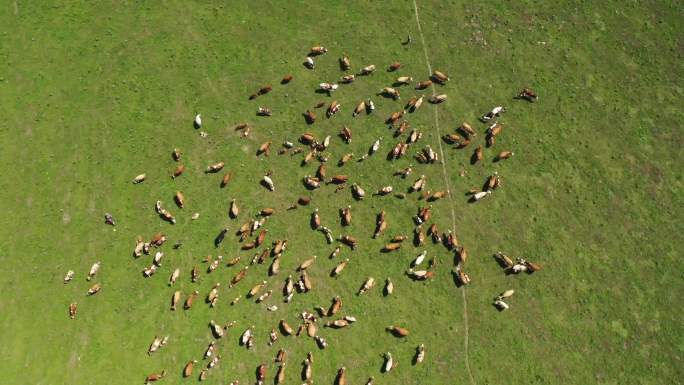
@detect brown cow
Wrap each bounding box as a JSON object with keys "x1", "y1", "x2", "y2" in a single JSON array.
[{"x1": 386, "y1": 325, "x2": 410, "y2": 337}]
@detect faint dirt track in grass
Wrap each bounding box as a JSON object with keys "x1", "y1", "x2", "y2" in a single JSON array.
[{"x1": 412, "y1": 1, "x2": 475, "y2": 385}]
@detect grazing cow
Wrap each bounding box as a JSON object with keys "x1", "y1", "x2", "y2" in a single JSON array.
[
  {"x1": 383, "y1": 352, "x2": 394, "y2": 373},
  {"x1": 311, "y1": 209, "x2": 321, "y2": 230},
  {"x1": 416, "y1": 80, "x2": 432, "y2": 90},
  {"x1": 471, "y1": 190, "x2": 492, "y2": 202},
  {"x1": 458, "y1": 122, "x2": 476, "y2": 138},
  {"x1": 388, "y1": 62, "x2": 402, "y2": 71},
  {"x1": 378, "y1": 87, "x2": 400, "y2": 100},
  {"x1": 209, "y1": 319, "x2": 225, "y2": 338},
  {"x1": 495, "y1": 150, "x2": 514, "y2": 161},
  {"x1": 340, "y1": 235, "x2": 357, "y2": 250},
  {"x1": 310, "y1": 46, "x2": 328, "y2": 55},
  {"x1": 413, "y1": 250, "x2": 427, "y2": 267},
  {"x1": 341, "y1": 74, "x2": 355, "y2": 83},
  {"x1": 184, "y1": 290, "x2": 199, "y2": 310},
  {"x1": 229, "y1": 199, "x2": 239, "y2": 219},
  {"x1": 383, "y1": 242, "x2": 402, "y2": 252},
  {"x1": 183, "y1": 360, "x2": 198, "y2": 378},
  {"x1": 352, "y1": 183, "x2": 366, "y2": 200},
  {"x1": 472, "y1": 145, "x2": 483, "y2": 164},
  {"x1": 329, "y1": 175, "x2": 349, "y2": 185},
  {"x1": 493, "y1": 299, "x2": 509, "y2": 311},
  {"x1": 143, "y1": 262, "x2": 161, "y2": 277},
  {"x1": 415, "y1": 344, "x2": 426, "y2": 364},
  {"x1": 340, "y1": 55, "x2": 351, "y2": 70},
  {"x1": 386, "y1": 111, "x2": 404, "y2": 125},
  {"x1": 328, "y1": 296, "x2": 342, "y2": 315},
  {"x1": 455, "y1": 247, "x2": 468, "y2": 266},
  {"x1": 373, "y1": 210, "x2": 387, "y2": 239},
  {"x1": 428, "y1": 223, "x2": 441, "y2": 243},
  {"x1": 304, "y1": 110, "x2": 316, "y2": 124},
  {"x1": 298, "y1": 256, "x2": 317, "y2": 271},
  {"x1": 335, "y1": 367, "x2": 346, "y2": 385},
  {"x1": 375, "y1": 186, "x2": 393, "y2": 196},
  {"x1": 358, "y1": 277, "x2": 375, "y2": 295},
  {"x1": 406, "y1": 95, "x2": 424, "y2": 112},
  {"x1": 456, "y1": 268, "x2": 471, "y2": 285},
  {"x1": 229, "y1": 266, "x2": 249, "y2": 288},
  {"x1": 330, "y1": 246, "x2": 341, "y2": 259},
  {"x1": 394, "y1": 120, "x2": 409, "y2": 137},
  {"x1": 258, "y1": 84, "x2": 272, "y2": 95},
  {"x1": 169, "y1": 268, "x2": 180, "y2": 286},
  {"x1": 133, "y1": 237, "x2": 145, "y2": 257},
  {"x1": 281, "y1": 74, "x2": 293, "y2": 84},
  {"x1": 406, "y1": 269, "x2": 435, "y2": 280},
  {"x1": 319, "y1": 82, "x2": 339, "y2": 94},
  {"x1": 386, "y1": 325, "x2": 409, "y2": 337},
  {"x1": 314, "y1": 335, "x2": 328, "y2": 349},
  {"x1": 257, "y1": 141, "x2": 271, "y2": 156},
  {"x1": 366, "y1": 98, "x2": 376, "y2": 113},
  {"x1": 432, "y1": 70, "x2": 449, "y2": 84},
  {"x1": 428, "y1": 191, "x2": 447, "y2": 201},
  {"x1": 256, "y1": 364, "x2": 267, "y2": 385},
  {"x1": 275, "y1": 364, "x2": 285, "y2": 384},
  {"x1": 353, "y1": 101, "x2": 365, "y2": 117},
  {"x1": 487, "y1": 122, "x2": 503, "y2": 137},
  {"x1": 268, "y1": 328, "x2": 278, "y2": 345},
  {"x1": 262, "y1": 175, "x2": 275, "y2": 191},
  {"x1": 257, "y1": 107, "x2": 272, "y2": 116},
  {"x1": 240, "y1": 326, "x2": 254, "y2": 346},
  {"x1": 482, "y1": 106, "x2": 505, "y2": 121},
  {"x1": 384, "y1": 278, "x2": 394, "y2": 296},
  {"x1": 174, "y1": 191, "x2": 185, "y2": 208},
  {"x1": 171, "y1": 164, "x2": 185, "y2": 179},
  {"x1": 191, "y1": 265, "x2": 200, "y2": 283},
  {"x1": 339, "y1": 153, "x2": 354, "y2": 166},
  {"x1": 279, "y1": 319, "x2": 294, "y2": 336},
  {"x1": 172, "y1": 148, "x2": 181, "y2": 161},
  {"x1": 415, "y1": 206, "x2": 431, "y2": 225},
  {"x1": 194, "y1": 113, "x2": 202, "y2": 128},
  {"x1": 69, "y1": 302, "x2": 77, "y2": 319},
  {"x1": 396, "y1": 76, "x2": 413, "y2": 85},
  {"x1": 87, "y1": 282, "x2": 101, "y2": 295},
  {"x1": 327, "y1": 100, "x2": 341, "y2": 117},
  {"x1": 495, "y1": 252, "x2": 514, "y2": 269},
  {"x1": 148, "y1": 336, "x2": 162, "y2": 355},
  {"x1": 133, "y1": 173, "x2": 146, "y2": 184},
  {"x1": 171, "y1": 291, "x2": 181, "y2": 311},
  {"x1": 247, "y1": 280, "x2": 266, "y2": 298},
  {"x1": 359, "y1": 64, "x2": 376, "y2": 75},
  {"x1": 302, "y1": 356, "x2": 313, "y2": 381},
  {"x1": 64, "y1": 270, "x2": 75, "y2": 283},
  {"x1": 330, "y1": 258, "x2": 349, "y2": 277},
  {"x1": 87, "y1": 261, "x2": 101, "y2": 281},
  {"x1": 340, "y1": 206, "x2": 352, "y2": 226},
  {"x1": 485, "y1": 172, "x2": 501, "y2": 191},
  {"x1": 518, "y1": 88, "x2": 538, "y2": 101},
  {"x1": 304, "y1": 57, "x2": 315, "y2": 69},
  {"x1": 442, "y1": 133, "x2": 463, "y2": 144},
  {"x1": 144, "y1": 370, "x2": 166, "y2": 384},
  {"x1": 269, "y1": 257, "x2": 281, "y2": 276},
  {"x1": 326, "y1": 319, "x2": 350, "y2": 328},
  {"x1": 275, "y1": 348, "x2": 287, "y2": 363},
  {"x1": 410, "y1": 175, "x2": 427, "y2": 192},
  {"x1": 525, "y1": 260, "x2": 542, "y2": 272},
  {"x1": 206, "y1": 162, "x2": 224, "y2": 173},
  {"x1": 429, "y1": 94, "x2": 447, "y2": 104}
]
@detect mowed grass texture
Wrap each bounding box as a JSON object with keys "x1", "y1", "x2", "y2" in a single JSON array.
[{"x1": 0, "y1": 1, "x2": 682, "y2": 385}]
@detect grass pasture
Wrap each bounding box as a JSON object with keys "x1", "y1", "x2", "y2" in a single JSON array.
[{"x1": 0, "y1": 1, "x2": 682, "y2": 384}]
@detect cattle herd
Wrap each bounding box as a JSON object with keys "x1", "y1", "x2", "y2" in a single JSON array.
[{"x1": 63, "y1": 45, "x2": 542, "y2": 384}]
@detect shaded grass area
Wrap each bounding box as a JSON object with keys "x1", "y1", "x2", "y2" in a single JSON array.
[{"x1": 0, "y1": 1, "x2": 681, "y2": 384}]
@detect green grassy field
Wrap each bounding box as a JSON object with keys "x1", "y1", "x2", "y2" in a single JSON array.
[{"x1": 0, "y1": 1, "x2": 682, "y2": 384}]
